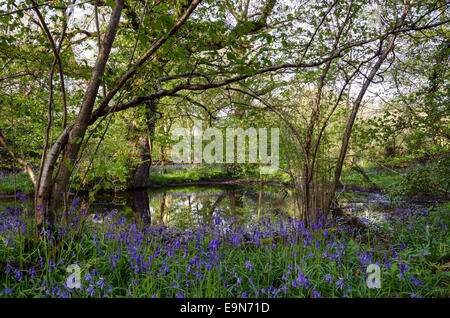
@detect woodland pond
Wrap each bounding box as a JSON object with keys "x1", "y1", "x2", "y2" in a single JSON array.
[{"x1": 0, "y1": 183, "x2": 437, "y2": 230}]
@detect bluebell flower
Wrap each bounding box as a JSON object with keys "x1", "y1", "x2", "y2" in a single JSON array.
[
  {"x1": 86, "y1": 284, "x2": 95, "y2": 297},
  {"x1": 336, "y1": 278, "x2": 344, "y2": 290},
  {"x1": 312, "y1": 288, "x2": 321, "y2": 298},
  {"x1": 14, "y1": 268, "x2": 22, "y2": 282},
  {"x1": 407, "y1": 275, "x2": 421, "y2": 287},
  {"x1": 176, "y1": 291, "x2": 185, "y2": 298},
  {"x1": 97, "y1": 277, "x2": 105, "y2": 290},
  {"x1": 2, "y1": 287, "x2": 12, "y2": 295}
]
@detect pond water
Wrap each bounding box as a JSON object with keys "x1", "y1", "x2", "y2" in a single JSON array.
[{"x1": 0, "y1": 184, "x2": 437, "y2": 230}]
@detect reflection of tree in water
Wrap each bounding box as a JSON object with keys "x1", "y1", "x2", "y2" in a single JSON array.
[
  {"x1": 227, "y1": 190, "x2": 245, "y2": 225},
  {"x1": 126, "y1": 186, "x2": 300, "y2": 228},
  {"x1": 130, "y1": 190, "x2": 150, "y2": 223},
  {"x1": 147, "y1": 191, "x2": 230, "y2": 227},
  {"x1": 148, "y1": 193, "x2": 179, "y2": 226},
  {"x1": 83, "y1": 185, "x2": 428, "y2": 230},
  {"x1": 162, "y1": 194, "x2": 172, "y2": 224}
]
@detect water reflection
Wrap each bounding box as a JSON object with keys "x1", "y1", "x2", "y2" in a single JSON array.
[
  {"x1": 93, "y1": 186, "x2": 435, "y2": 229},
  {"x1": 0, "y1": 185, "x2": 435, "y2": 230},
  {"x1": 143, "y1": 187, "x2": 278, "y2": 229},
  {"x1": 90, "y1": 186, "x2": 297, "y2": 230}
]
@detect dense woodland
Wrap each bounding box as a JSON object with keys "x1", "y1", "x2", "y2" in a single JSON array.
[{"x1": 0, "y1": 0, "x2": 448, "y2": 299}]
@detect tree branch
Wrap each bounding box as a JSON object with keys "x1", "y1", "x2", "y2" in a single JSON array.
[
  {"x1": 90, "y1": 0, "x2": 202, "y2": 124},
  {"x1": 0, "y1": 129, "x2": 37, "y2": 187}
]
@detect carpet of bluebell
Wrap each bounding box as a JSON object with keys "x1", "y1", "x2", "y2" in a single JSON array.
[{"x1": 0, "y1": 194, "x2": 448, "y2": 298}]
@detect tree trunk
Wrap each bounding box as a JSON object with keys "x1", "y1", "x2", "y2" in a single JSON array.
[
  {"x1": 132, "y1": 134, "x2": 151, "y2": 190},
  {"x1": 324, "y1": 35, "x2": 398, "y2": 217},
  {"x1": 32, "y1": 0, "x2": 202, "y2": 225},
  {"x1": 130, "y1": 102, "x2": 158, "y2": 219},
  {"x1": 131, "y1": 102, "x2": 158, "y2": 189},
  {"x1": 35, "y1": 0, "x2": 125, "y2": 225}
]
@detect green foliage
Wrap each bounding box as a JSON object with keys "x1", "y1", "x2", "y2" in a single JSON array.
[
  {"x1": 388, "y1": 157, "x2": 450, "y2": 201},
  {"x1": 148, "y1": 164, "x2": 232, "y2": 185},
  {"x1": 340, "y1": 165, "x2": 403, "y2": 191},
  {"x1": 0, "y1": 172, "x2": 34, "y2": 194},
  {"x1": 340, "y1": 158, "x2": 450, "y2": 202}
]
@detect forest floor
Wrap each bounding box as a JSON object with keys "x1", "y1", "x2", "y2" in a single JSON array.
[
  {"x1": 0, "y1": 198, "x2": 448, "y2": 298},
  {"x1": 0, "y1": 164, "x2": 448, "y2": 298}
]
